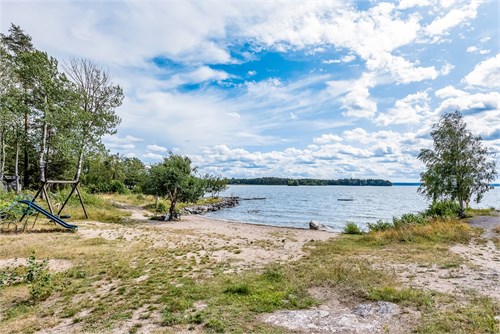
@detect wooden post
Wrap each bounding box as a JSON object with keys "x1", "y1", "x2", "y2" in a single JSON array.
[
  {"x1": 57, "y1": 181, "x2": 78, "y2": 216},
  {"x1": 75, "y1": 185, "x2": 89, "y2": 219}
]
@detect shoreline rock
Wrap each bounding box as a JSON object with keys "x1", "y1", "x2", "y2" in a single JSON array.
[{"x1": 182, "y1": 197, "x2": 240, "y2": 215}]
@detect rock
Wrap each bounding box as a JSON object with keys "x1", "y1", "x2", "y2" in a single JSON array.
[
  {"x1": 309, "y1": 220, "x2": 331, "y2": 231},
  {"x1": 182, "y1": 197, "x2": 240, "y2": 215},
  {"x1": 353, "y1": 301, "x2": 400, "y2": 318}
]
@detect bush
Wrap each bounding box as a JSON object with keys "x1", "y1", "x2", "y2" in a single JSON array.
[
  {"x1": 109, "y1": 180, "x2": 128, "y2": 194},
  {"x1": 26, "y1": 253, "x2": 53, "y2": 302},
  {"x1": 392, "y1": 213, "x2": 428, "y2": 228},
  {"x1": 426, "y1": 200, "x2": 461, "y2": 218},
  {"x1": 343, "y1": 222, "x2": 364, "y2": 234},
  {"x1": 367, "y1": 220, "x2": 393, "y2": 232}
]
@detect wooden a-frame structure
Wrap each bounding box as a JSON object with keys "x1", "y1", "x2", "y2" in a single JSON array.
[{"x1": 32, "y1": 180, "x2": 88, "y2": 219}]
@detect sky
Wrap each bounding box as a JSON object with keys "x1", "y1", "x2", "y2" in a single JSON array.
[{"x1": 1, "y1": 0, "x2": 499, "y2": 181}]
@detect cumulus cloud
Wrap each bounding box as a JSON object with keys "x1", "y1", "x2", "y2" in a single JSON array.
[
  {"x1": 146, "y1": 144, "x2": 169, "y2": 152},
  {"x1": 375, "y1": 91, "x2": 431, "y2": 125},
  {"x1": 425, "y1": 0, "x2": 482, "y2": 37},
  {"x1": 462, "y1": 54, "x2": 500, "y2": 88},
  {"x1": 142, "y1": 153, "x2": 163, "y2": 160},
  {"x1": 340, "y1": 74, "x2": 377, "y2": 118},
  {"x1": 313, "y1": 134, "x2": 343, "y2": 144}
]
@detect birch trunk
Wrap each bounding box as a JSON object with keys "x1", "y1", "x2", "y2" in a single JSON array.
[
  {"x1": 39, "y1": 96, "x2": 49, "y2": 183},
  {"x1": 39, "y1": 121, "x2": 48, "y2": 182},
  {"x1": 74, "y1": 149, "x2": 84, "y2": 182},
  {"x1": 0, "y1": 128, "x2": 5, "y2": 181},
  {"x1": 14, "y1": 140, "x2": 20, "y2": 194}
]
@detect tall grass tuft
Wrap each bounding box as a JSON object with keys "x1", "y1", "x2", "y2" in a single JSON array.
[{"x1": 343, "y1": 222, "x2": 364, "y2": 235}]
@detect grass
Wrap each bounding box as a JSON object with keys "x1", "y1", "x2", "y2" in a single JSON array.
[
  {"x1": 363, "y1": 219, "x2": 478, "y2": 245},
  {"x1": 1, "y1": 193, "x2": 498, "y2": 333},
  {"x1": 466, "y1": 207, "x2": 497, "y2": 217}
]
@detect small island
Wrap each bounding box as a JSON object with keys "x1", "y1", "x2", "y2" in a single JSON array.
[{"x1": 229, "y1": 177, "x2": 392, "y2": 186}]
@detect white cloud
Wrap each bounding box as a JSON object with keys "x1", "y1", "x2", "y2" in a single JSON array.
[
  {"x1": 226, "y1": 112, "x2": 241, "y2": 118},
  {"x1": 462, "y1": 54, "x2": 500, "y2": 88},
  {"x1": 313, "y1": 134, "x2": 343, "y2": 144},
  {"x1": 436, "y1": 90, "x2": 499, "y2": 116},
  {"x1": 146, "y1": 144, "x2": 169, "y2": 152},
  {"x1": 398, "y1": 0, "x2": 431, "y2": 10},
  {"x1": 322, "y1": 55, "x2": 356, "y2": 64},
  {"x1": 375, "y1": 91, "x2": 431, "y2": 125},
  {"x1": 142, "y1": 153, "x2": 163, "y2": 160},
  {"x1": 341, "y1": 74, "x2": 377, "y2": 118},
  {"x1": 247, "y1": 70, "x2": 257, "y2": 76},
  {"x1": 366, "y1": 53, "x2": 440, "y2": 83},
  {"x1": 466, "y1": 45, "x2": 491, "y2": 55},
  {"x1": 102, "y1": 135, "x2": 144, "y2": 151},
  {"x1": 425, "y1": 0, "x2": 482, "y2": 37}
]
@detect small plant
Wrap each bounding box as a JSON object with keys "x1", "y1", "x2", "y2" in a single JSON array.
[
  {"x1": 367, "y1": 220, "x2": 393, "y2": 232},
  {"x1": 26, "y1": 253, "x2": 53, "y2": 302},
  {"x1": 425, "y1": 200, "x2": 461, "y2": 218},
  {"x1": 155, "y1": 201, "x2": 167, "y2": 213},
  {"x1": 224, "y1": 282, "x2": 250, "y2": 295},
  {"x1": 343, "y1": 222, "x2": 364, "y2": 234},
  {"x1": 392, "y1": 213, "x2": 428, "y2": 228}
]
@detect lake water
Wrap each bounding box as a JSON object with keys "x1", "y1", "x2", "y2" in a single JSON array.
[{"x1": 205, "y1": 185, "x2": 500, "y2": 231}]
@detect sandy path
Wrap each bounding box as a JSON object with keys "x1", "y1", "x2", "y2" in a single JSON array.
[{"x1": 77, "y1": 207, "x2": 336, "y2": 271}]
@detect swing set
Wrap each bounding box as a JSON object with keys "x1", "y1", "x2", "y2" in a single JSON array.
[{"x1": 0, "y1": 180, "x2": 87, "y2": 233}]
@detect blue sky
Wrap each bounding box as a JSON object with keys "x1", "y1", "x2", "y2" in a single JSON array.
[{"x1": 2, "y1": 0, "x2": 499, "y2": 181}]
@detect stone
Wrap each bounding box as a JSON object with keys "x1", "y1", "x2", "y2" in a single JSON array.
[
  {"x1": 309, "y1": 220, "x2": 331, "y2": 231},
  {"x1": 353, "y1": 301, "x2": 399, "y2": 318}
]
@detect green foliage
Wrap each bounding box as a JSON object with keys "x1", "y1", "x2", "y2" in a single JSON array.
[
  {"x1": 392, "y1": 213, "x2": 428, "y2": 228},
  {"x1": 0, "y1": 25, "x2": 123, "y2": 190},
  {"x1": 224, "y1": 282, "x2": 250, "y2": 295},
  {"x1": 230, "y1": 177, "x2": 392, "y2": 186},
  {"x1": 426, "y1": 200, "x2": 461, "y2": 218},
  {"x1": 143, "y1": 153, "x2": 204, "y2": 220},
  {"x1": 343, "y1": 222, "x2": 364, "y2": 234},
  {"x1": 203, "y1": 174, "x2": 229, "y2": 198},
  {"x1": 367, "y1": 219, "x2": 394, "y2": 232},
  {"x1": 418, "y1": 111, "x2": 497, "y2": 217},
  {"x1": 26, "y1": 253, "x2": 53, "y2": 302}
]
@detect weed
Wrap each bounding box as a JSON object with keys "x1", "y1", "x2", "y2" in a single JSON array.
[
  {"x1": 343, "y1": 222, "x2": 364, "y2": 234},
  {"x1": 224, "y1": 282, "x2": 250, "y2": 295},
  {"x1": 26, "y1": 253, "x2": 53, "y2": 302},
  {"x1": 367, "y1": 219, "x2": 393, "y2": 232}
]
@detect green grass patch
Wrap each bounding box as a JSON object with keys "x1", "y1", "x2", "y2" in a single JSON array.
[{"x1": 417, "y1": 295, "x2": 499, "y2": 333}]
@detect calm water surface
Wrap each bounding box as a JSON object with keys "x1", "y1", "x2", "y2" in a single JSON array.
[{"x1": 205, "y1": 185, "x2": 500, "y2": 231}]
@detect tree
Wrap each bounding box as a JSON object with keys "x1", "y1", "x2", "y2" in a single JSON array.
[
  {"x1": 418, "y1": 111, "x2": 497, "y2": 217},
  {"x1": 63, "y1": 57, "x2": 123, "y2": 182},
  {"x1": 1, "y1": 24, "x2": 35, "y2": 189},
  {"x1": 144, "y1": 154, "x2": 203, "y2": 221}
]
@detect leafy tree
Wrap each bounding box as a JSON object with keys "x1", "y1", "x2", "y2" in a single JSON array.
[
  {"x1": 1, "y1": 24, "x2": 34, "y2": 188},
  {"x1": 418, "y1": 111, "x2": 497, "y2": 217},
  {"x1": 63, "y1": 58, "x2": 123, "y2": 181},
  {"x1": 204, "y1": 174, "x2": 228, "y2": 197},
  {"x1": 144, "y1": 154, "x2": 203, "y2": 221}
]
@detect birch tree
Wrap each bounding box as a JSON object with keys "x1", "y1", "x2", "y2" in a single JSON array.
[{"x1": 63, "y1": 58, "x2": 123, "y2": 181}]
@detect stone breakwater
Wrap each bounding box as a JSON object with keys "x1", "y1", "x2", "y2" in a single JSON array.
[{"x1": 182, "y1": 197, "x2": 240, "y2": 215}]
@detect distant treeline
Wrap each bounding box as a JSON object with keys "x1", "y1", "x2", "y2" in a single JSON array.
[{"x1": 228, "y1": 177, "x2": 392, "y2": 186}]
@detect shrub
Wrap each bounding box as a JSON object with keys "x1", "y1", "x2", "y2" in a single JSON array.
[
  {"x1": 26, "y1": 253, "x2": 53, "y2": 302},
  {"x1": 109, "y1": 180, "x2": 128, "y2": 194},
  {"x1": 425, "y1": 200, "x2": 461, "y2": 218},
  {"x1": 343, "y1": 222, "x2": 364, "y2": 234},
  {"x1": 392, "y1": 213, "x2": 428, "y2": 228},
  {"x1": 367, "y1": 220, "x2": 393, "y2": 232}
]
